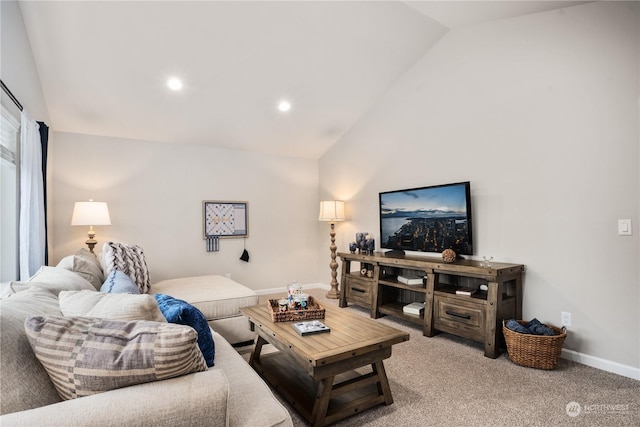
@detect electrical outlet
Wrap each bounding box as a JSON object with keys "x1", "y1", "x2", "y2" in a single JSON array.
[{"x1": 561, "y1": 311, "x2": 572, "y2": 327}]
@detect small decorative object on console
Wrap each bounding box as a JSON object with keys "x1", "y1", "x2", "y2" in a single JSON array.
[
  {"x1": 365, "y1": 234, "x2": 375, "y2": 254},
  {"x1": 355, "y1": 232, "x2": 367, "y2": 253},
  {"x1": 349, "y1": 242, "x2": 357, "y2": 253},
  {"x1": 481, "y1": 256, "x2": 494, "y2": 268},
  {"x1": 442, "y1": 248, "x2": 456, "y2": 263},
  {"x1": 356, "y1": 232, "x2": 375, "y2": 254},
  {"x1": 292, "y1": 320, "x2": 330, "y2": 336}
]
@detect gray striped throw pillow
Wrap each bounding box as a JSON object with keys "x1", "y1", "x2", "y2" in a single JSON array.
[{"x1": 24, "y1": 316, "x2": 207, "y2": 400}]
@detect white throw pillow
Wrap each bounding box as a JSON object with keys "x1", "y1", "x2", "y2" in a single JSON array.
[
  {"x1": 56, "y1": 255, "x2": 74, "y2": 270},
  {"x1": 77, "y1": 249, "x2": 104, "y2": 289},
  {"x1": 56, "y1": 249, "x2": 105, "y2": 290},
  {"x1": 59, "y1": 290, "x2": 166, "y2": 322},
  {"x1": 1, "y1": 266, "x2": 95, "y2": 298}
]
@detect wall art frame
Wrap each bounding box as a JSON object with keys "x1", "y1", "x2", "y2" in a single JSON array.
[{"x1": 203, "y1": 200, "x2": 249, "y2": 238}]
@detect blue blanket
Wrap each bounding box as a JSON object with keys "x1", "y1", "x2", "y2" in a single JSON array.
[{"x1": 505, "y1": 318, "x2": 557, "y2": 336}]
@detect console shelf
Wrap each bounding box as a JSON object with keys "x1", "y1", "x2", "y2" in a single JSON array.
[
  {"x1": 378, "y1": 279, "x2": 428, "y2": 293},
  {"x1": 377, "y1": 302, "x2": 424, "y2": 322},
  {"x1": 338, "y1": 252, "x2": 525, "y2": 358}
]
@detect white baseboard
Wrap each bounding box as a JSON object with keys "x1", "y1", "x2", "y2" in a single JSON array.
[
  {"x1": 254, "y1": 286, "x2": 639, "y2": 381},
  {"x1": 561, "y1": 348, "x2": 640, "y2": 380}
]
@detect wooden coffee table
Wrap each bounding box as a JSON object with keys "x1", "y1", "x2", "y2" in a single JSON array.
[{"x1": 241, "y1": 303, "x2": 409, "y2": 427}]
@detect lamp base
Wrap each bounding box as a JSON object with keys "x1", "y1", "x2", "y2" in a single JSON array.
[
  {"x1": 326, "y1": 285, "x2": 340, "y2": 299},
  {"x1": 85, "y1": 238, "x2": 98, "y2": 254},
  {"x1": 326, "y1": 222, "x2": 340, "y2": 299}
]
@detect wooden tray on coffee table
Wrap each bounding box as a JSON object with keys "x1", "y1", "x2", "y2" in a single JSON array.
[{"x1": 267, "y1": 296, "x2": 325, "y2": 322}]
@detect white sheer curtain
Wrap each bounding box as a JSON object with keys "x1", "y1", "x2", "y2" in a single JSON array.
[{"x1": 19, "y1": 109, "x2": 45, "y2": 280}]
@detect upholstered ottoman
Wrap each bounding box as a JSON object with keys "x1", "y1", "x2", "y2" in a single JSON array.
[{"x1": 151, "y1": 275, "x2": 259, "y2": 345}]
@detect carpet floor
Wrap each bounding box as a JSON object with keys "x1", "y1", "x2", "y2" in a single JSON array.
[{"x1": 236, "y1": 288, "x2": 639, "y2": 426}]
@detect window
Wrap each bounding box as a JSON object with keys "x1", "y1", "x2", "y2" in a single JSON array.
[{"x1": 1, "y1": 105, "x2": 20, "y2": 287}]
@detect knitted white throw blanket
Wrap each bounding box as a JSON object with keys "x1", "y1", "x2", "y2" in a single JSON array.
[{"x1": 102, "y1": 242, "x2": 150, "y2": 294}]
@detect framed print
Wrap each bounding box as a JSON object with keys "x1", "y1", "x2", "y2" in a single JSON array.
[{"x1": 203, "y1": 201, "x2": 248, "y2": 238}]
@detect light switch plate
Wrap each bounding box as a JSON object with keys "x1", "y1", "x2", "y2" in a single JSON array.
[{"x1": 618, "y1": 219, "x2": 632, "y2": 236}]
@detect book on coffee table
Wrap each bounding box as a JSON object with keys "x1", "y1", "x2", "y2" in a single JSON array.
[{"x1": 292, "y1": 320, "x2": 331, "y2": 336}]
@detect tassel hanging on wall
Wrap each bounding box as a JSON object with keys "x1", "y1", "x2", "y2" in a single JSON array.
[{"x1": 239, "y1": 238, "x2": 249, "y2": 262}]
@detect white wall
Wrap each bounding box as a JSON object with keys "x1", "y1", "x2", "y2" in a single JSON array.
[
  {"x1": 0, "y1": 0, "x2": 49, "y2": 121},
  {"x1": 50, "y1": 132, "x2": 321, "y2": 291},
  {"x1": 320, "y1": 2, "x2": 640, "y2": 371}
]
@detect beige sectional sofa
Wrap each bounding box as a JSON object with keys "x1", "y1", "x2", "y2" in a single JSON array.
[{"x1": 0, "y1": 256, "x2": 292, "y2": 427}]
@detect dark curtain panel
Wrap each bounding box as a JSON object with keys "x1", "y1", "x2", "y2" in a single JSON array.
[{"x1": 38, "y1": 121, "x2": 49, "y2": 264}]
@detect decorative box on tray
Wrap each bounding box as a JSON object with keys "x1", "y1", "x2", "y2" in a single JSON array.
[{"x1": 268, "y1": 296, "x2": 325, "y2": 322}]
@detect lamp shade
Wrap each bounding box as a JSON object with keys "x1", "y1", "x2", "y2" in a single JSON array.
[
  {"x1": 318, "y1": 200, "x2": 345, "y2": 222},
  {"x1": 71, "y1": 201, "x2": 111, "y2": 226}
]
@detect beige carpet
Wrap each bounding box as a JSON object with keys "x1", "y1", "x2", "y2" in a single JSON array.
[{"x1": 236, "y1": 288, "x2": 639, "y2": 426}]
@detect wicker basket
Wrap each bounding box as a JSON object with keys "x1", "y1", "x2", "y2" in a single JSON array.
[
  {"x1": 502, "y1": 320, "x2": 567, "y2": 370},
  {"x1": 267, "y1": 296, "x2": 325, "y2": 322}
]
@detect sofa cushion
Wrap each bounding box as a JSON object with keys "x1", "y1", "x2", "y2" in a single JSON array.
[
  {"x1": 0, "y1": 368, "x2": 230, "y2": 427},
  {"x1": 59, "y1": 290, "x2": 166, "y2": 322},
  {"x1": 57, "y1": 249, "x2": 104, "y2": 290},
  {"x1": 151, "y1": 275, "x2": 259, "y2": 321},
  {"x1": 155, "y1": 294, "x2": 215, "y2": 367},
  {"x1": 100, "y1": 269, "x2": 140, "y2": 294},
  {"x1": 102, "y1": 242, "x2": 151, "y2": 293},
  {"x1": 0, "y1": 287, "x2": 64, "y2": 415},
  {"x1": 211, "y1": 330, "x2": 293, "y2": 427},
  {"x1": 24, "y1": 316, "x2": 208, "y2": 400},
  {"x1": 0, "y1": 266, "x2": 96, "y2": 299}
]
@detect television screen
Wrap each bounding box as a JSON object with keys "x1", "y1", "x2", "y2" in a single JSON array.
[{"x1": 379, "y1": 181, "x2": 473, "y2": 256}]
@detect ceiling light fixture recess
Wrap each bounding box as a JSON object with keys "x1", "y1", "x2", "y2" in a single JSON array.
[
  {"x1": 167, "y1": 77, "x2": 183, "y2": 91},
  {"x1": 278, "y1": 100, "x2": 291, "y2": 112}
]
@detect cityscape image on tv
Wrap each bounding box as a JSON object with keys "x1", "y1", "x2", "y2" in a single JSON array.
[{"x1": 380, "y1": 184, "x2": 472, "y2": 255}]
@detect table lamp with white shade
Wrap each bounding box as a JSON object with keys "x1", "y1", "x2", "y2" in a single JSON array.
[{"x1": 71, "y1": 200, "x2": 111, "y2": 254}]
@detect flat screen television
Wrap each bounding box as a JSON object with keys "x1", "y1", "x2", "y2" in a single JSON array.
[{"x1": 379, "y1": 181, "x2": 473, "y2": 256}]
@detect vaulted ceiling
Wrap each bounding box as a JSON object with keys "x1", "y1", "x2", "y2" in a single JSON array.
[{"x1": 18, "y1": 1, "x2": 591, "y2": 159}]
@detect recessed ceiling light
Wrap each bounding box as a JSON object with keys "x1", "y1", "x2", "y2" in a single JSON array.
[
  {"x1": 167, "y1": 78, "x2": 183, "y2": 91},
  {"x1": 278, "y1": 100, "x2": 291, "y2": 112}
]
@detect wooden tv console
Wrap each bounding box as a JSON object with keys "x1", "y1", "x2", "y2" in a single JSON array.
[{"x1": 338, "y1": 252, "x2": 525, "y2": 358}]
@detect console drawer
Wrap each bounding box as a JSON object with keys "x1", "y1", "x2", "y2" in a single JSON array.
[
  {"x1": 434, "y1": 294, "x2": 485, "y2": 342},
  {"x1": 346, "y1": 277, "x2": 373, "y2": 307}
]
